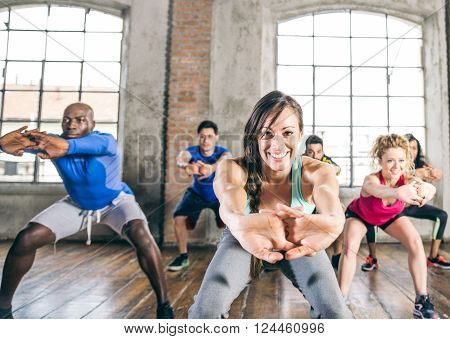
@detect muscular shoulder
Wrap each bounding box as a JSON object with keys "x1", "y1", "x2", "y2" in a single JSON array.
[
  {"x1": 301, "y1": 155, "x2": 335, "y2": 183},
  {"x1": 215, "y1": 158, "x2": 248, "y2": 187},
  {"x1": 364, "y1": 172, "x2": 381, "y2": 185}
]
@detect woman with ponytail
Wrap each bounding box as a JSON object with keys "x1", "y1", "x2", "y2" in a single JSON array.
[
  {"x1": 337, "y1": 134, "x2": 439, "y2": 319},
  {"x1": 188, "y1": 91, "x2": 351, "y2": 319}
]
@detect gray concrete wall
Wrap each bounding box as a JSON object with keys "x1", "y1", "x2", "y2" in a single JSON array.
[
  {"x1": 0, "y1": 0, "x2": 169, "y2": 241},
  {"x1": 210, "y1": 0, "x2": 450, "y2": 241}
]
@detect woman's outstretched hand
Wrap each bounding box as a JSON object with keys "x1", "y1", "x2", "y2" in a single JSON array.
[
  {"x1": 264, "y1": 203, "x2": 341, "y2": 260},
  {"x1": 231, "y1": 212, "x2": 296, "y2": 264}
]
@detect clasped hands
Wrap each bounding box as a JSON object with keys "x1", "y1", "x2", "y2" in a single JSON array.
[
  {"x1": 232, "y1": 203, "x2": 342, "y2": 264},
  {"x1": 0, "y1": 126, "x2": 68, "y2": 159},
  {"x1": 186, "y1": 160, "x2": 213, "y2": 180},
  {"x1": 397, "y1": 178, "x2": 434, "y2": 207}
]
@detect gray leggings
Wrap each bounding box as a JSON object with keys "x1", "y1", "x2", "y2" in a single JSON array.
[{"x1": 188, "y1": 228, "x2": 352, "y2": 319}]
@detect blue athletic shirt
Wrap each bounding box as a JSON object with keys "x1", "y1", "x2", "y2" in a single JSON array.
[
  {"x1": 187, "y1": 145, "x2": 229, "y2": 202},
  {"x1": 50, "y1": 131, "x2": 132, "y2": 210}
]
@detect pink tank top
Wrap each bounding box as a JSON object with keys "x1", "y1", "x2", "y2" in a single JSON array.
[{"x1": 348, "y1": 171, "x2": 405, "y2": 226}]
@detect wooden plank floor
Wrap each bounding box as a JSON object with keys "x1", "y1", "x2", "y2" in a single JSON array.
[{"x1": 0, "y1": 241, "x2": 448, "y2": 319}]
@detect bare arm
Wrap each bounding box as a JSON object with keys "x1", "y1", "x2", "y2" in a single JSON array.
[
  {"x1": 213, "y1": 158, "x2": 294, "y2": 263},
  {"x1": 280, "y1": 162, "x2": 345, "y2": 259},
  {"x1": 310, "y1": 164, "x2": 345, "y2": 234},
  {"x1": 213, "y1": 158, "x2": 248, "y2": 231},
  {"x1": 361, "y1": 173, "x2": 397, "y2": 199},
  {"x1": 176, "y1": 150, "x2": 192, "y2": 168},
  {"x1": 362, "y1": 173, "x2": 424, "y2": 206}
]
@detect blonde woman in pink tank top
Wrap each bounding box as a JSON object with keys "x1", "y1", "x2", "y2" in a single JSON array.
[{"x1": 337, "y1": 134, "x2": 439, "y2": 319}]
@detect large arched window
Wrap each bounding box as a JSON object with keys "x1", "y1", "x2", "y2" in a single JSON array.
[
  {"x1": 0, "y1": 5, "x2": 123, "y2": 182},
  {"x1": 277, "y1": 10, "x2": 424, "y2": 186}
]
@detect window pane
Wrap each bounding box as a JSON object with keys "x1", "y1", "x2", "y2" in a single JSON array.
[
  {"x1": 41, "y1": 92, "x2": 79, "y2": 120},
  {"x1": 353, "y1": 127, "x2": 388, "y2": 157},
  {"x1": 315, "y1": 67, "x2": 350, "y2": 96},
  {"x1": 314, "y1": 37, "x2": 350, "y2": 66},
  {"x1": 277, "y1": 66, "x2": 313, "y2": 95},
  {"x1": 302, "y1": 126, "x2": 314, "y2": 140},
  {"x1": 278, "y1": 15, "x2": 313, "y2": 36},
  {"x1": 85, "y1": 10, "x2": 122, "y2": 32},
  {"x1": 95, "y1": 123, "x2": 118, "y2": 139},
  {"x1": 315, "y1": 126, "x2": 350, "y2": 156},
  {"x1": 3, "y1": 91, "x2": 39, "y2": 120},
  {"x1": 0, "y1": 152, "x2": 35, "y2": 182},
  {"x1": 315, "y1": 96, "x2": 350, "y2": 126},
  {"x1": 40, "y1": 122, "x2": 63, "y2": 135},
  {"x1": 388, "y1": 38, "x2": 422, "y2": 67},
  {"x1": 9, "y1": 6, "x2": 47, "y2": 30},
  {"x1": 43, "y1": 62, "x2": 81, "y2": 91},
  {"x1": 84, "y1": 33, "x2": 122, "y2": 62},
  {"x1": 353, "y1": 97, "x2": 387, "y2": 126},
  {"x1": 47, "y1": 6, "x2": 85, "y2": 31},
  {"x1": 353, "y1": 157, "x2": 373, "y2": 186},
  {"x1": 81, "y1": 92, "x2": 119, "y2": 122},
  {"x1": 388, "y1": 68, "x2": 423, "y2": 96},
  {"x1": 292, "y1": 96, "x2": 313, "y2": 125},
  {"x1": 351, "y1": 11, "x2": 386, "y2": 37},
  {"x1": 389, "y1": 97, "x2": 424, "y2": 127},
  {"x1": 387, "y1": 16, "x2": 421, "y2": 38},
  {"x1": 0, "y1": 31, "x2": 7, "y2": 59},
  {"x1": 38, "y1": 158, "x2": 62, "y2": 182},
  {"x1": 8, "y1": 31, "x2": 46, "y2": 60},
  {"x1": 46, "y1": 32, "x2": 84, "y2": 61},
  {"x1": 352, "y1": 67, "x2": 387, "y2": 96},
  {"x1": 314, "y1": 12, "x2": 350, "y2": 37},
  {"x1": 336, "y1": 157, "x2": 350, "y2": 186},
  {"x1": 352, "y1": 38, "x2": 387, "y2": 67},
  {"x1": 5, "y1": 62, "x2": 42, "y2": 90},
  {"x1": 82, "y1": 62, "x2": 120, "y2": 92},
  {"x1": 0, "y1": 10, "x2": 8, "y2": 30},
  {"x1": 277, "y1": 36, "x2": 313, "y2": 65}
]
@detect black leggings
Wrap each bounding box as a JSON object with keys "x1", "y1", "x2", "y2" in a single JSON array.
[{"x1": 366, "y1": 204, "x2": 448, "y2": 243}]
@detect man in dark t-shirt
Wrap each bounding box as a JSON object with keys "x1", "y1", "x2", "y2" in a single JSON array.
[
  {"x1": 304, "y1": 135, "x2": 341, "y2": 175},
  {"x1": 168, "y1": 120, "x2": 231, "y2": 271}
]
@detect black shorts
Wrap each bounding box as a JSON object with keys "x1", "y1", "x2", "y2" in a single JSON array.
[
  {"x1": 344, "y1": 208, "x2": 403, "y2": 231},
  {"x1": 173, "y1": 188, "x2": 225, "y2": 230}
]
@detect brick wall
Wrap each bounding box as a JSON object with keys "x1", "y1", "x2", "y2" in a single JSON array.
[{"x1": 164, "y1": 0, "x2": 213, "y2": 244}]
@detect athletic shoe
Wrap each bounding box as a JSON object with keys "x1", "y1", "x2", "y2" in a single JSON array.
[
  {"x1": 427, "y1": 255, "x2": 450, "y2": 270},
  {"x1": 0, "y1": 307, "x2": 13, "y2": 319},
  {"x1": 167, "y1": 254, "x2": 189, "y2": 271},
  {"x1": 413, "y1": 295, "x2": 439, "y2": 319},
  {"x1": 361, "y1": 255, "x2": 379, "y2": 271},
  {"x1": 157, "y1": 302, "x2": 174, "y2": 319},
  {"x1": 331, "y1": 254, "x2": 341, "y2": 270}
]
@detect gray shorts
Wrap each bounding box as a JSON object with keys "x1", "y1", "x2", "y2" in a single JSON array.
[{"x1": 28, "y1": 192, "x2": 147, "y2": 242}]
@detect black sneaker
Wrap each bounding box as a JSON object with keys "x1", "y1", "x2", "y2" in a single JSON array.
[
  {"x1": 427, "y1": 255, "x2": 450, "y2": 270},
  {"x1": 167, "y1": 254, "x2": 189, "y2": 271},
  {"x1": 413, "y1": 295, "x2": 439, "y2": 319},
  {"x1": 361, "y1": 255, "x2": 379, "y2": 271},
  {"x1": 331, "y1": 254, "x2": 341, "y2": 270},
  {"x1": 0, "y1": 306, "x2": 13, "y2": 319},
  {"x1": 157, "y1": 302, "x2": 174, "y2": 319}
]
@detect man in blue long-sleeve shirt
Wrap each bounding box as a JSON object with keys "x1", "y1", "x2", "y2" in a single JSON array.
[{"x1": 0, "y1": 103, "x2": 173, "y2": 319}]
